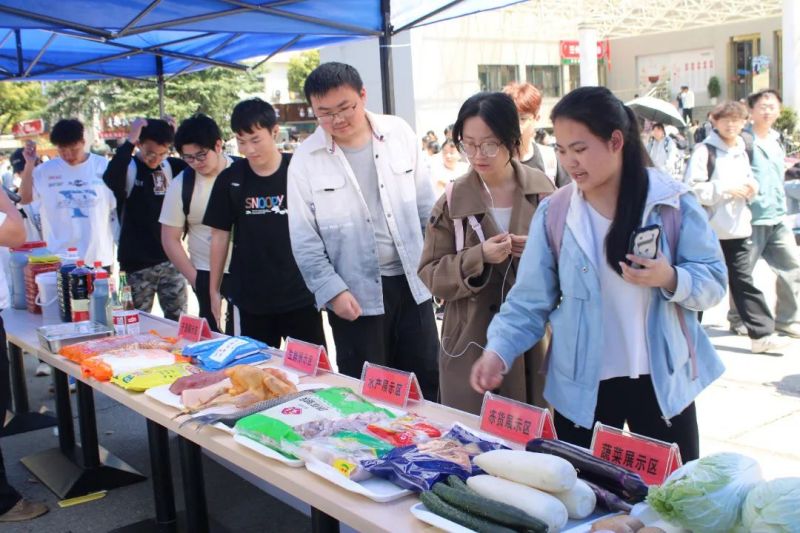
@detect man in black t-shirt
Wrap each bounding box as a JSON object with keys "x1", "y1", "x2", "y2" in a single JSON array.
[
  {"x1": 204, "y1": 99, "x2": 325, "y2": 347},
  {"x1": 103, "y1": 118, "x2": 188, "y2": 320}
]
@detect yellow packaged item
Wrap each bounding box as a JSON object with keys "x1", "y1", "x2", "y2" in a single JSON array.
[{"x1": 111, "y1": 362, "x2": 199, "y2": 391}]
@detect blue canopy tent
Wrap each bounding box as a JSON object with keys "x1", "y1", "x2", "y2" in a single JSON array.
[{"x1": 0, "y1": 0, "x2": 525, "y2": 113}]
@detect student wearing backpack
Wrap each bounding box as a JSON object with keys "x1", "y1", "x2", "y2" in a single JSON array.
[
  {"x1": 160, "y1": 114, "x2": 236, "y2": 333},
  {"x1": 470, "y1": 87, "x2": 727, "y2": 461},
  {"x1": 103, "y1": 118, "x2": 188, "y2": 320},
  {"x1": 204, "y1": 99, "x2": 325, "y2": 347},
  {"x1": 418, "y1": 92, "x2": 555, "y2": 414},
  {"x1": 685, "y1": 101, "x2": 787, "y2": 354},
  {"x1": 646, "y1": 123, "x2": 682, "y2": 180}
]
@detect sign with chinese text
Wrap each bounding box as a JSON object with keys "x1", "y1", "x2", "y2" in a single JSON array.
[
  {"x1": 590, "y1": 423, "x2": 682, "y2": 485},
  {"x1": 359, "y1": 362, "x2": 422, "y2": 408},
  {"x1": 282, "y1": 337, "x2": 331, "y2": 376},
  {"x1": 178, "y1": 313, "x2": 213, "y2": 342},
  {"x1": 479, "y1": 392, "x2": 556, "y2": 445},
  {"x1": 12, "y1": 118, "x2": 45, "y2": 137},
  {"x1": 560, "y1": 40, "x2": 610, "y2": 64}
]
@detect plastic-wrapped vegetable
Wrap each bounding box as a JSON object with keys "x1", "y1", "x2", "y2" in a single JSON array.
[
  {"x1": 646, "y1": 452, "x2": 762, "y2": 533},
  {"x1": 739, "y1": 477, "x2": 800, "y2": 533}
]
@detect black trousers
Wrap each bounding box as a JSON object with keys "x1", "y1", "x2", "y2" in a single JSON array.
[
  {"x1": 720, "y1": 238, "x2": 774, "y2": 339},
  {"x1": 193, "y1": 270, "x2": 233, "y2": 335},
  {"x1": 327, "y1": 275, "x2": 440, "y2": 401},
  {"x1": 0, "y1": 315, "x2": 22, "y2": 514},
  {"x1": 239, "y1": 304, "x2": 326, "y2": 350},
  {"x1": 554, "y1": 376, "x2": 700, "y2": 462}
]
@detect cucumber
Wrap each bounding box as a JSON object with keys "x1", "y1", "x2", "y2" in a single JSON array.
[
  {"x1": 447, "y1": 475, "x2": 476, "y2": 493},
  {"x1": 420, "y1": 491, "x2": 517, "y2": 533},
  {"x1": 433, "y1": 482, "x2": 549, "y2": 532}
]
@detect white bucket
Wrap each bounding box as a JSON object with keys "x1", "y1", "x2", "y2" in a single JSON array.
[{"x1": 35, "y1": 271, "x2": 60, "y2": 325}]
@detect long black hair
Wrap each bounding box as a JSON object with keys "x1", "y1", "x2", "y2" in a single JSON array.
[
  {"x1": 452, "y1": 92, "x2": 521, "y2": 165},
  {"x1": 550, "y1": 86, "x2": 649, "y2": 275}
]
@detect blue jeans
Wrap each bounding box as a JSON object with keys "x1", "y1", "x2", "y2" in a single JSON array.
[{"x1": 729, "y1": 221, "x2": 800, "y2": 325}]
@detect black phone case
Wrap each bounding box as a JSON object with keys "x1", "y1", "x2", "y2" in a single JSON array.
[{"x1": 628, "y1": 224, "x2": 662, "y2": 265}]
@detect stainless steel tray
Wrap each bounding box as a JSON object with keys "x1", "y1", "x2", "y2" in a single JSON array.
[{"x1": 37, "y1": 321, "x2": 114, "y2": 353}]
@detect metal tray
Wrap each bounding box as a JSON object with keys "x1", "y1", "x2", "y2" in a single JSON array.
[{"x1": 37, "y1": 321, "x2": 114, "y2": 353}]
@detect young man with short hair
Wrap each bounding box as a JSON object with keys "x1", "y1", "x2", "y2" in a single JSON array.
[
  {"x1": 287, "y1": 62, "x2": 439, "y2": 399},
  {"x1": 204, "y1": 99, "x2": 324, "y2": 346},
  {"x1": 731, "y1": 89, "x2": 800, "y2": 337},
  {"x1": 103, "y1": 118, "x2": 188, "y2": 320},
  {"x1": 160, "y1": 114, "x2": 235, "y2": 333},
  {"x1": 18, "y1": 119, "x2": 116, "y2": 266}
]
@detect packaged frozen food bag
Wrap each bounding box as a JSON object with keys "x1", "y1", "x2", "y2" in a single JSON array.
[
  {"x1": 366, "y1": 414, "x2": 445, "y2": 446},
  {"x1": 111, "y1": 362, "x2": 198, "y2": 392},
  {"x1": 289, "y1": 431, "x2": 395, "y2": 481},
  {"x1": 182, "y1": 336, "x2": 269, "y2": 370},
  {"x1": 234, "y1": 387, "x2": 394, "y2": 459},
  {"x1": 60, "y1": 332, "x2": 177, "y2": 363},
  {"x1": 81, "y1": 349, "x2": 190, "y2": 381},
  {"x1": 360, "y1": 424, "x2": 508, "y2": 492}
]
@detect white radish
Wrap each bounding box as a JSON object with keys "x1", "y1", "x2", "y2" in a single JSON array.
[
  {"x1": 552, "y1": 479, "x2": 596, "y2": 519},
  {"x1": 474, "y1": 449, "x2": 577, "y2": 492},
  {"x1": 468, "y1": 474, "x2": 569, "y2": 531}
]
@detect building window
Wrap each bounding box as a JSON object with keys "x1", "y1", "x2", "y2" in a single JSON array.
[
  {"x1": 526, "y1": 65, "x2": 561, "y2": 97},
  {"x1": 566, "y1": 64, "x2": 581, "y2": 93},
  {"x1": 478, "y1": 65, "x2": 518, "y2": 92},
  {"x1": 730, "y1": 34, "x2": 761, "y2": 101}
]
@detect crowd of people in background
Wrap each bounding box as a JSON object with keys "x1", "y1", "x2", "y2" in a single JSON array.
[{"x1": 2, "y1": 61, "x2": 800, "y2": 521}]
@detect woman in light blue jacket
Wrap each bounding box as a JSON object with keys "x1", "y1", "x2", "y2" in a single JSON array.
[{"x1": 470, "y1": 87, "x2": 727, "y2": 460}]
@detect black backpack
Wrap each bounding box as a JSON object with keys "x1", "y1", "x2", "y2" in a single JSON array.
[
  {"x1": 180, "y1": 156, "x2": 242, "y2": 237},
  {"x1": 704, "y1": 131, "x2": 754, "y2": 178}
]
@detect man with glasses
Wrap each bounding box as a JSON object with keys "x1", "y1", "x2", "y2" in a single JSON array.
[
  {"x1": 288, "y1": 62, "x2": 439, "y2": 399},
  {"x1": 160, "y1": 114, "x2": 235, "y2": 332},
  {"x1": 18, "y1": 119, "x2": 116, "y2": 269},
  {"x1": 103, "y1": 118, "x2": 188, "y2": 320}
]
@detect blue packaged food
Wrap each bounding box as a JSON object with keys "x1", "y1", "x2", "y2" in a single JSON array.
[
  {"x1": 360, "y1": 424, "x2": 508, "y2": 492},
  {"x1": 183, "y1": 336, "x2": 270, "y2": 370}
]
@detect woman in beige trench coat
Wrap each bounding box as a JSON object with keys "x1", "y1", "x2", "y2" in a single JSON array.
[{"x1": 419, "y1": 92, "x2": 555, "y2": 414}]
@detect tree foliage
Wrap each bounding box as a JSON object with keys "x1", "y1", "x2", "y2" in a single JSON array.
[
  {"x1": 287, "y1": 50, "x2": 320, "y2": 98},
  {"x1": 44, "y1": 66, "x2": 264, "y2": 137},
  {"x1": 0, "y1": 81, "x2": 46, "y2": 134}
]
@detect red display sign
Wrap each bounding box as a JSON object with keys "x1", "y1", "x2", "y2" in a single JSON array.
[
  {"x1": 282, "y1": 337, "x2": 331, "y2": 376},
  {"x1": 479, "y1": 392, "x2": 556, "y2": 445},
  {"x1": 560, "y1": 40, "x2": 610, "y2": 61},
  {"x1": 12, "y1": 118, "x2": 45, "y2": 137},
  {"x1": 590, "y1": 423, "x2": 682, "y2": 486},
  {"x1": 177, "y1": 313, "x2": 212, "y2": 342},
  {"x1": 359, "y1": 362, "x2": 423, "y2": 408}
]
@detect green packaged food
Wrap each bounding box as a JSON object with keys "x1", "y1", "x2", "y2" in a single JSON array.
[{"x1": 111, "y1": 362, "x2": 199, "y2": 391}]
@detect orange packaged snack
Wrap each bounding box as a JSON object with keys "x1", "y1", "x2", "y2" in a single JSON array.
[{"x1": 60, "y1": 332, "x2": 177, "y2": 364}]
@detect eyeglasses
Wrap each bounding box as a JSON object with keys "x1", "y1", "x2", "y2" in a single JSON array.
[
  {"x1": 316, "y1": 103, "x2": 358, "y2": 124},
  {"x1": 457, "y1": 141, "x2": 501, "y2": 158},
  {"x1": 143, "y1": 149, "x2": 169, "y2": 160},
  {"x1": 181, "y1": 150, "x2": 209, "y2": 163}
]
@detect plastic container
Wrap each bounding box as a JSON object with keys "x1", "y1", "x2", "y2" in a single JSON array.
[
  {"x1": 58, "y1": 247, "x2": 80, "y2": 322},
  {"x1": 90, "y1": 270, "x2": 110, "y2": 327},
  {"x1": 24, "y1": 249, "x2": 61, "y2": 314},
  {"x1": 69, "y1": 260, "x2": 92, "y2": 322},
  {"x1": 10, "y1": 241, "x2": 46, "y2": 309},
  {"x1": 35, "y1": 271, "x2": 61, "y2": 325}
]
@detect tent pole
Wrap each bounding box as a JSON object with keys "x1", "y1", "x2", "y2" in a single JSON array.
[
  {"x1": 379, "y1": 0, "x2": 394, "y2": 115},
  {"x1": 14, "y1": 29, "x2": 23, "y2": 77},
  {"x1": 157, "y1": 55, "x2": 165, "y2": 118}
]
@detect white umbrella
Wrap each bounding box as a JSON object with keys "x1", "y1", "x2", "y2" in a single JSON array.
[{"x1": 625, "y1": 96, "x2": 686, "y2": 128}]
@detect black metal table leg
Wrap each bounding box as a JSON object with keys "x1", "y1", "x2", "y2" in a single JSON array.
[
  {"x1": 311, "y1": 507, "x2": 340, "y2": 533},
  {"x1": 148, "y1": 421, "x2": 177, "y2": 531},
  {"x1": 179, "y1": 436, "x2": 209, "y2": 533},
  {"x1": 53, "y1": 368, "x2": 75, "y2": 452},
  {"x1": 0, "y1": 342, "x2": 56, "y2": 437},
  {"x1": 76, "y1": 381, "x2": 100, "y2": 468}
]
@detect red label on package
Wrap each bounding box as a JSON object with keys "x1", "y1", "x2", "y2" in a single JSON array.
[
  {"x1": 479, "y1": 392, "x2": 557, "y2": 445},
  {"x1": 178, "y1": 313, "x2": 212, "y2": 342},
  {"x1": 590, "y1": 423, "x2": 682, "y2": 485},
  {"x1": 359, "y1": 362, "x2": 423, "y2": 408},
  {"x1": 282, "y1": 337, "x2": 331, "y2": 376}
]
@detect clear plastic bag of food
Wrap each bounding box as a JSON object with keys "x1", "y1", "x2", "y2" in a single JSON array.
[
  {"x1": 366, "y1": 414, "x2": 445, "y2": 446},
  {"x1": 110, "y1": 362, "x2": 198, "y2": 392},
  {"x1": 182, "y1": 336, "x2": 270, "y2": 370},
  {"x1": 289, "y1": 431, "x2": 395, "y2": 480},
  {"x1": 60, "y1": 332, "x2": 177, "y2": 363}
]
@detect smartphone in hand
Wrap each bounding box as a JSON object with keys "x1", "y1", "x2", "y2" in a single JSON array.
[{"x1": 628, "y1": 224, "x2": 661, "y2": 268}]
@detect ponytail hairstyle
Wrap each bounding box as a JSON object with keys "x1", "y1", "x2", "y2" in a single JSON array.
[{"x1": 550, "y1": 86, "x2": 649, "y2": 275}]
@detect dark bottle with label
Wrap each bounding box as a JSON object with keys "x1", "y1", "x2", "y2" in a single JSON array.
[
  {"x1": 69, "y1": 260, "x2": 92, "y2": 322},
  {"x1": 57, "y1": 247, "x2": 79, "y2": 322}
]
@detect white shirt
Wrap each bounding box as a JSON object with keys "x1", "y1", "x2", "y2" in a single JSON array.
[
  {"x1": 430, "y1": 159, "x2": 469, "y2": 196},
  {"x1": 585, "y1": 203, "x2": 650, "y2": 380},
  {"x1": 0, "y1": 212, "x2": 10, "y2": 309},
  {"x1": 159, "y1": 156, "x2": 233, "y2": 272},
  {"x1": 489, "y1": 206, "x2": 512, "y2": 233},
  {"x1": 32, "y1": 153, "x2": 116, "y2": 266}
]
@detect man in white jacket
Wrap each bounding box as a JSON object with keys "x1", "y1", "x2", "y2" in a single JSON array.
[
  {"x1": 288, "y1": 62, "x2": 439, "y2": 399},
  {"x1": 685, "y1": 101, "x2": 787, "y2": 354}
]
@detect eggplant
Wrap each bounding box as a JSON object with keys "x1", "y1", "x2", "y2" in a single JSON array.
[
  {"x1": 526, "y1": 438, "x2": 649, "y2": 503},
  {"x1": 581, "y1": 479, "x2": 633, "y2": 513}
]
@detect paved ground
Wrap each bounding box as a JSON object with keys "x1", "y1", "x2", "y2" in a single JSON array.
[{"x1": 1, "y1": 259, "x2": 798, "y2": 531}]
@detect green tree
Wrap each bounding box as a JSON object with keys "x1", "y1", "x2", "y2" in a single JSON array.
[
  {"x1": 43, "y1": 80, "x2": 115, "y2": 124},
  {"x1": 0, "y1": 81, "x2": 46, "y2": 134},
  {"x1": 287, "y1": 50, "x2": 320, "y2": 99}
]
